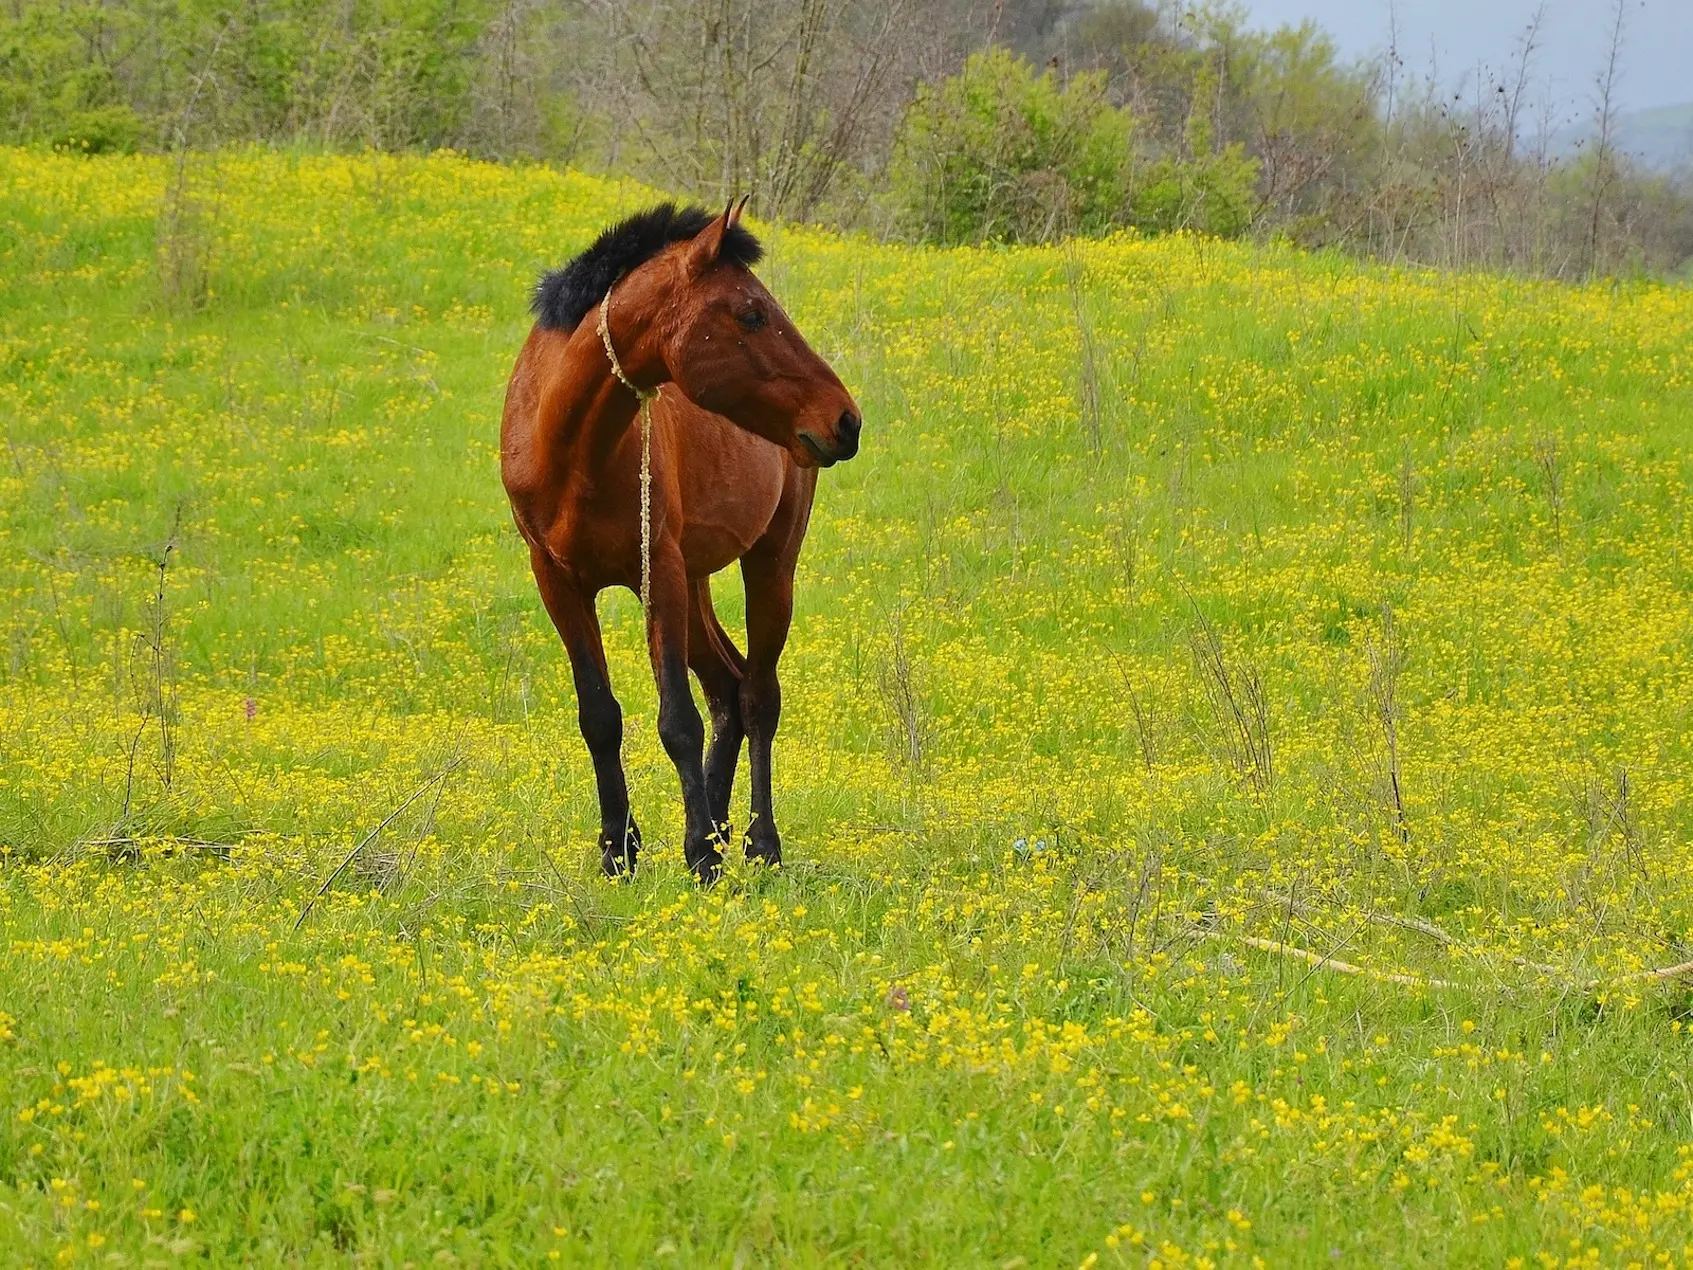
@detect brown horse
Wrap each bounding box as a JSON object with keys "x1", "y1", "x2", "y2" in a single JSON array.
[{"x1": 501, "y1": 200, "x2": 861, "y2": 883}]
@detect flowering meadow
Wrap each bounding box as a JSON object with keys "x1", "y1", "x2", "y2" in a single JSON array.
[{"x1": 3, "y1": 149, "x2": 1693, "y2": 1266}]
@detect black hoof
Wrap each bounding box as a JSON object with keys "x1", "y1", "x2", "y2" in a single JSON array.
[
  {"x1": 688, "y1": 847, "x2": 724, "y2": 886},
  {"x1": 600, "y1": 819, "x2": 641, "y2": 878},
  {"x1": 743, "y1": 830, "x2": 782, "y2": 868}
]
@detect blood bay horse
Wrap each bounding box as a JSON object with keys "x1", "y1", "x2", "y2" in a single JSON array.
[{"x1": 501, "y1": 200, "x2": 861, "y2": 883}]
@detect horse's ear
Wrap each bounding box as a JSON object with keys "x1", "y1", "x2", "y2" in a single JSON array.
[
  {"x1": 686, "y1": 199, "x2": 738, "y2": 274},
  {"x1": 728, "y1": 194, "x2": 750, "y2": 230}
]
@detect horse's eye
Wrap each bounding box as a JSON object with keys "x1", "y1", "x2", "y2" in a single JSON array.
[{"x1": 736, "y1": 308, "x2": 767, "y2": 332}]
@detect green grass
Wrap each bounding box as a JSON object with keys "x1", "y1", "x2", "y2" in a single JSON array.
[{"x1": 3, "y1": 148, "x2": 1693, "y2": 1266}]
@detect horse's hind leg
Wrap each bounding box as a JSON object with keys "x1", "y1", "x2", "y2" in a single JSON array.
[
  {"x1": 529, "y1": 547, "x2": 640, "y2": 876},
  {"x1": 739, "y1": 548, "x2": 795, "y2": 866},
  {"x1": 688, "y1": 579, "x2": 745, "y2": 838}
]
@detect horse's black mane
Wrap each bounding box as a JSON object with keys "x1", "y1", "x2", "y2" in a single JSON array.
[{"x1": 530, "y1": 202, "x2": 763, "y2": 332}]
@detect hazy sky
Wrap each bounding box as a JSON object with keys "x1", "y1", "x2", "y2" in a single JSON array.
[{"x1": 1233, "y1": 0, "x2": 1691, "y2": 115}]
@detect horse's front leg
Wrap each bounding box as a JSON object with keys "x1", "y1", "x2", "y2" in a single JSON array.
[
  {"x1": 529, "y1": 547, "x2": 640, "y2": 876},
  {"x1": 648, "y1": 557, "x2": 725, "y2": 883},
  {"x1": 740, "y1": 548, "x2": 795, "y2": 867}
]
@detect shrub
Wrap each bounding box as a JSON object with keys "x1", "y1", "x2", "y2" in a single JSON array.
[
  {"x1": 1129, "y1": 58, "x2": 1258, "y2": 238},
  {"x1": 53, "y1": 104, "x2": 145, "y2": 155},
  {"x1": 888, "y1": 48, "x2": 1135, "y2": 245}
]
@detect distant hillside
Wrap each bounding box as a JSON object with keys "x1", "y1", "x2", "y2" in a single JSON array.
[{"x1": 1555, "y1": 102, "x2": 1693, "y2": 172}]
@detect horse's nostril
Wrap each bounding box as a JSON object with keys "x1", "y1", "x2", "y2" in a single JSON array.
[{"x1": 837, "y1": 411, "x2": 861, "y2": 452}]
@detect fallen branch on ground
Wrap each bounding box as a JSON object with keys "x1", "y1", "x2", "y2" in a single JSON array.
[
  {"x1": 1234, "y1": 934, "x2": 1467, "y2": 990},
  {"x1": 294, "y1": 757, "x2": 465, "y2": 931},
  {"x1": 1259, "y1": 889, "x2": 1566, "y2": 978},
  {"x1": 1227, "y1": 932, "x2": 1693, "y2": 994}
]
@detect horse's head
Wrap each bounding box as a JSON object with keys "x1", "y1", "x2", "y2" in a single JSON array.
[
  {"x1": 555, "y1": 202, "x2": 848, "y2": 469},
  {"x1": 531, "y1": 201, "x2": 861, "y2": 467},
  {"x1": 652, "y1": 199, "x2": 860, "y2": 467}
]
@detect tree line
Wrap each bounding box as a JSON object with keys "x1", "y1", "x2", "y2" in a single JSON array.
[{"x1": 5, "y1": 0, "x2": 1689, "y2": 278}]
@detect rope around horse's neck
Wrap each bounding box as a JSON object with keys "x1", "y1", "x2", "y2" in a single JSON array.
[{"x1": 596, "y1": 278, "x2": 657, "y2": 620}]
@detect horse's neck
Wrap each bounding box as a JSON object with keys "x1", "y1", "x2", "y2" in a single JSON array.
[{"x1": 548, "y1": 325, "x2": 648, "y2": 470}]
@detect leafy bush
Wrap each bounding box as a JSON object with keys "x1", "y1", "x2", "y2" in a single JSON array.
[
  {"x1": 53, "y1": 104, "x2": 145, "y2": 155},
  {"x1": 888, "y1": 47, "x2": 1259, "y2": 246},
  {"x1": 1128, "y1": 57, "x2": 1259, "y2": 238},
  {"x1": 889, "y1": 48, "x2": 1135, "y2": 245},
  {"x1": 0, "y1": 0, "x2": 488, "y2": 153},
  {"x1": 1, "y1": 17, "x2": 146, "y2": 152}
]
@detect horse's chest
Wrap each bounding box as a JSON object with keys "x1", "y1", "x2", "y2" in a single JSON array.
[
  {"x1": 540, "y1": 433, "x2": 785, "y2": 585},
  {"x1": 678, "y1": 443, "x2": 785, "y2": 575}
]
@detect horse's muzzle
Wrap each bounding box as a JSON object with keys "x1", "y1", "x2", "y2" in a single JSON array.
[
  {"x1": 835, "y1": 410, "x2": 862, "y2": 459},
  {"x1": 799, "y1": 411, "x2": 860, "y2": 466}
]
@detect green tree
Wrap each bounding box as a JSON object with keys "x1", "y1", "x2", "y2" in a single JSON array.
[
  {"x1": 889, "y1": 47, "x2": 1135, "y2": 245},
  {"x1": 1129, "y1": 51, "x2": 1258, "y2": 237},
  {"x1": 0, "y1": 0, "x2": 491, "y2": 153}
]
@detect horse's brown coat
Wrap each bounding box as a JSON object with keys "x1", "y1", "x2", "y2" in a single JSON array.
[{"x1": 501, "y1": 202, "x2": 860, "y2": 880}]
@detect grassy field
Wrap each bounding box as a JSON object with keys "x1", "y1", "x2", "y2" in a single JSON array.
[{"x1": 3, "y1": 149, "x2": 1693, "y2": 1266}]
